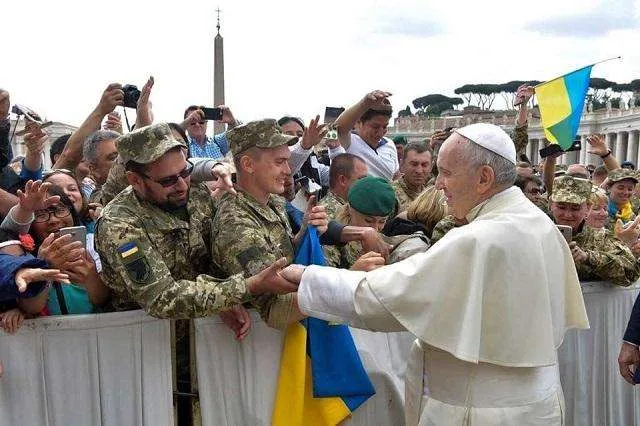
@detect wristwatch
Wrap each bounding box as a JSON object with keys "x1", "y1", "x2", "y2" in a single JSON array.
[{"x1": 600, "y1": 150, "x2": 612, "y2": 159}]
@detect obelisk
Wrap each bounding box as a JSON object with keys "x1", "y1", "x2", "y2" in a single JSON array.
[{"x1": 213, "y1": 7, "x2": 225, "y2": 134}]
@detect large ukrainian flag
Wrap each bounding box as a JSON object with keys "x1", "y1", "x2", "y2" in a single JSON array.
[
  {"x1": 272, "y1": 226, "x2": 375, "y2": 426},
  {"x1": 536, "y1": 65, "x2": 593, "y2": 150}
]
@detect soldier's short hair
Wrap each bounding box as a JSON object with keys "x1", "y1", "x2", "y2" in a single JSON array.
[
  {"x1": 403, "y1": 142, "x2": 432, "y2": 158},
  {"x1": 329, "y1": 153, "x2": 366, "y2": 189}
]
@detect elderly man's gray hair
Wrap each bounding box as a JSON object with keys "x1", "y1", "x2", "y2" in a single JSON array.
[
  {"x1": 83, "y1": 130, "x2": 120, "y2": 163},
  {"x1": 462, "y1": 140, "x2": 517, "y2": 186}
]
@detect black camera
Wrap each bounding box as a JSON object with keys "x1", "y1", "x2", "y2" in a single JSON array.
[{"x1": 122, "y1": 85, "x2": 141, "y2": 109}]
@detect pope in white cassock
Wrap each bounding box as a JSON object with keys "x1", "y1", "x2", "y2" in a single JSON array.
[{"x1": 282, "y1": 123, "x2": 589, "y2": 425}]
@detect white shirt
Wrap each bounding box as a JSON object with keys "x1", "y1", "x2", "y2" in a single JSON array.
[{"x1": 329, "y1": 133, "x2": 398, "y2": 181}]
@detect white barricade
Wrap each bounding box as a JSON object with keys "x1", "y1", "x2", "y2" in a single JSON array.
[
  {"x1": 0, "y1": 310, "x2": 173, "y2": 426},
  {"x1": 559, "y1": 281, "x2": 640, "y2": 426},
  {"x1": 194, "y1": 312, "x2": 415, "y2": 426}
]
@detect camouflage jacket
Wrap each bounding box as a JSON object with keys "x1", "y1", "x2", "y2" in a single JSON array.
[
  {"x1": 573, "y1": 224, "x2": 640, "y2": 287},
  {"x1": 392, "y1": 178, "x2": 428, "y2": 213},
  {"x1": 95, "y1": 184, "x2": 251, "y2": 318},
  {"x1": 431, "y1": 215, "x2": 460, "y2": 243},
  {"x1": 211, "y1": 190, "x2": 296, "y2": 329},
  {"x1": 323, "y1": 241, "x2": 363, "y2": 269},
  {"x1": 319, "y1": 191, "x2": 346, "y2": 222},
  {"x1": 512, "y1": 123, "x2": 529, "y2": 157}
]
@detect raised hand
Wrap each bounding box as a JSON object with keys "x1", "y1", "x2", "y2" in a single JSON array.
[
  {"x1": 136, "y1": 76, "x2": 154, "y2": 127},
  {"x1": 302, "y1": 195, "x2": 328, "y2": 235},
  {"x1": 217, "y1": 105, "x2": 236, "y2": 126},
  {"x1": 586, "y1": 134, "x2": 609, "y2": 157},
  {"x1": 96, "y1": 83, "x2": 124, "y2": 116},
  {"x1": 181, "y1": 109, "x2": 205, "y2": 129},
  {"x1": 16, "y1": 180, "x2": 60, "y2": 212},
  {"x1": 615, "y1": 216, "x2": 640, "y2": 246},
  {"x1": 515, "y1": 85, "x2": 535, "y2": 106},
  {"x1": 103, "y1": 112, "x2": 124, "y2": 134},
  {"x1": 15, "y1": 268, "x2": 69, "y2": 292},
  {"x1": 300, "y1": 115, "x2": 328, "y2": 149},
  {"x1": 362, "y1": 90, "x2": 392, "y2": 109}
]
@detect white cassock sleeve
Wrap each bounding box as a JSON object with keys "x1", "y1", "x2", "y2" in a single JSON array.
[{"x1": 298, "y1": 265, "x2": 405, "y2": 332}]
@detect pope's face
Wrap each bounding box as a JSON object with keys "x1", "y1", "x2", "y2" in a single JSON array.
[{"x1": 435, "y1": 134, "x2": 483, "y2": 219}]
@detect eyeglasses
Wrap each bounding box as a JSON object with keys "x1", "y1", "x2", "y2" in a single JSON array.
[
  {"x1": 189, "y1": 121, "x2": 206, "y2": 126},
  {"x1": 139, "y1": 162, "x2": 194, "y2": 188},
  {"x1": 34, "y1": 205, "x2": 71, "y2": 223}
]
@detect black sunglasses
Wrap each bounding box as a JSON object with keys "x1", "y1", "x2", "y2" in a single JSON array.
[{"x1": 140, "y1": 162, "x2": 194, "y2": 188}]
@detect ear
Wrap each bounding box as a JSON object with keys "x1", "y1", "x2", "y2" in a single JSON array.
[
  {"x1": 338, "y1": 174, "x2": 348, "y2": 187},
  {"x1": 239, "y1": 154, "x2": 255, "y2": 174},
  {"x1": 477, "y1": 165, "x2": 495, "y2": 193},
  {"x1": 126, "y1": 171, "x2": 143, "y2": 187}
]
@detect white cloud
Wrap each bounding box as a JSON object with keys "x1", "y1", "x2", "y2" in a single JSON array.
[{"x1": 2, "y1": 0, "x2": 639, "y2": 129}]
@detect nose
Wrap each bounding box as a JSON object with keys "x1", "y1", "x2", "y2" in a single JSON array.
[{"x1": 175, "y1": 176, "x2": 189, "y2": 191}]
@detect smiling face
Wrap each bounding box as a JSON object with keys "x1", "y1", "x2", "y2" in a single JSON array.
[
  {"x1": 586, "y1": 200, "x2": 608, "y2": 229},
  {"x1": 550, "y1": 201, "x2": 590, "y2": 232},
  {"x1": 241, "y1": 145, "x2": 292, "y2": 196},
  {"x1": 43, "y1": 172, "x2": 83, "y2": 214},
  {"x1": 609, "y1": 179, "x2": 636, "y2": 206},
  {"x1": 434, "y1": 134, "x2": 483, "y2": 219},
  {"x1": 347, "y1": 206, "x2": 387, "y2": 232},
  {"x1": 355, "y1": 115, "x2": 389, "y2": 147}
]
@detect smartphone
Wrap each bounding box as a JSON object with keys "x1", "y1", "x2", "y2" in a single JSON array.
[
  {"x1": 202, "y1": 107, "x2": 223, "y2": 121},
  {"x1": 539, "y1": 138, "x2": 582, "y2": 158},
  {"x1": 324, "y1": 106, "x2": 345, "y2": 124},
  {"x1": 12, "y1": 104, "x2": 53, "y2": 136},
  {"x1": 556, "y1": 225, "x2": 572, "y2": 244},
  {"x1": 57, "y1": 226, "x2": 87, "y2": 249}
]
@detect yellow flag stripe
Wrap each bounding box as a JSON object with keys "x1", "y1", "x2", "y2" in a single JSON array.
[{"x1": 537, "y1": 78, "x2": 571, "y2": 145}]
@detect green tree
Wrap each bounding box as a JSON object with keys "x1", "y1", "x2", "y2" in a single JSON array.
[{"x1": 398, "y1": 105, "x2": 412, "y2": 118}]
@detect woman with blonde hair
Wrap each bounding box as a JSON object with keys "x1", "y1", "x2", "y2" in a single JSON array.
[{"x1": 405, "y1": 186, "x2": 448, "y2": 238}]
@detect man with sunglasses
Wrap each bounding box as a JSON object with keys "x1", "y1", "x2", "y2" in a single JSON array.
[
  {"x1": 95, "y1": 123, "x2": 297, "y2": 319},
  {"x1": 182, "y1": 105, "x2": 238, "y2": 160}
]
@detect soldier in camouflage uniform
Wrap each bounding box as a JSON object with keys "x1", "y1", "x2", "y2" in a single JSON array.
[
  {"x1": 319, "y1": 153, "x2": 368, "y2": 222},
  {"x1": 95, "y1": 123, "x2": 294, "y2": 317},
  {"x1": 323, "y1": 176, "x2": 396, "y2": 269},
  {"x1": 212, "y1": 119, "x2": 325, "y2": 330},
  {"x1": 392, "y1": 142, "x2": 433, "y2": 213},
  {"x1": 549, "y1": 175, "x2": 640, "y2": 287}
]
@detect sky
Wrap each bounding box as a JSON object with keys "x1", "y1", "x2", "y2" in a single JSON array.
[{"x1": 2, "y1": 0, "x2": 640, "y2": 130}]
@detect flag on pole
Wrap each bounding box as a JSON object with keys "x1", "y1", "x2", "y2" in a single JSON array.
[
  {"x1": 271, "y1": 226, "x2": 375, "y2": 425},
  {"x1": 536, "y1": 65, "x2": 593, "y2": 150}
]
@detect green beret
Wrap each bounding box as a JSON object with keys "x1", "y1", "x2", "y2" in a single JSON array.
[
  {"x1": 392, "y1": 135, "x2": 407, "y2": 146},
  {"x1": 348, "y1": 176, "x2": 396, "y2": 216}
]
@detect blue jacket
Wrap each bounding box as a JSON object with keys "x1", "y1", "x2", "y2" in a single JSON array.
[{"x1": 0, "y1": 253, "x2": 49, "y2": 300}]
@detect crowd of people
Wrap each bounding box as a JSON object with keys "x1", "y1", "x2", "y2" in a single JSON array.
[{"x1": 1, "y1": 79, "x2": 640, "y2": 423}]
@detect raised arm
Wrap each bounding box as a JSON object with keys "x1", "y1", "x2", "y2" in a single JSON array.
[
  {"x1": 587, "y1": 134, "x2": 620, "y2": 171},
  {"x1": 334, "y1": 90, "x2": 392, "y2": 150},
  {"x1": 54, "y1": 83, "x2": 124, "y2": 170}
]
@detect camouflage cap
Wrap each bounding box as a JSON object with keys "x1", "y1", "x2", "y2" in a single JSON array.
[
  {"x1": 608, "y1": 168, "x2": 639, "y2": 184},
  {"x1": 117, "y1": 123, "x2": 186, "y2": 164},
  {"x1": 550, "y1": 175, "x2": 592, "y2": 204},
  {"x1": 226, "y1": 119, "x2": 298, "y2": 156}
]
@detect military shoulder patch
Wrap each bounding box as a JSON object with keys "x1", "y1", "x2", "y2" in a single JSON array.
[{"x1": 117, "y1": 241, "x2": 151, "y2": 284}]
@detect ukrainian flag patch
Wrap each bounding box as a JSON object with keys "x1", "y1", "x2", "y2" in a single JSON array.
[{"x1": 118, "y1": 241, "x2": 139, "y2": 259}]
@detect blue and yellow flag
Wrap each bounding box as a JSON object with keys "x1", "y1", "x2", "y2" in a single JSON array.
[
  {"x1": 272, "y1": 226, "x2": 375, "y2": 425},
  {"x1": 536, "y1": 65, "x2": 593, "y2": 150}
]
